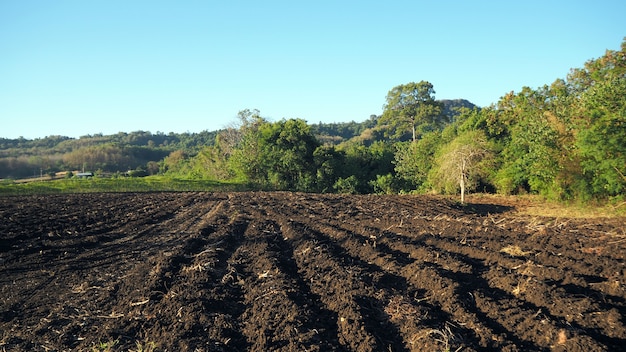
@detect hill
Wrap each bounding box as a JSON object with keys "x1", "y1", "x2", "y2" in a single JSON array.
[
  {"x1": 0, "y1": 130, "x2": 218, "y2": 179},
  {"x1": 440, "y1": 99, "x2": 478, "y2": 120}
]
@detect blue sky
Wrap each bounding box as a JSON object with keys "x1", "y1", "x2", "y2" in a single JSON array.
[{"x1": 1, "y1": 1, "x2": 625, "y2": 139}]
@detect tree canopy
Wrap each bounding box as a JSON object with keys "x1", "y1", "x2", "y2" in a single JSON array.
[{"x1": 378, "y1": 81, "x2": 444, "y2": 142}]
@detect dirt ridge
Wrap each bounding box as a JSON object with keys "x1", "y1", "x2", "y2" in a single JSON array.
[{"x1": 1, "y1": 192, "x2": 624, "y2": 351}]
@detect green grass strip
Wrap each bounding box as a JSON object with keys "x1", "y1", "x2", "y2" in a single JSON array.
[{"x1": 0, "y1": 176, "x2": 249, "y2": 195}]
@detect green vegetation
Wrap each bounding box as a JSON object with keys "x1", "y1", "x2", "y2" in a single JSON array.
[
  {"x1": 379, "y1": 80, "x2": 444, "y2": 142},
  {"x1": 91, "y1": 339, "x2": 118, "y2": 352},
  {"x1": 0, "y1": 130, "x2": 218, "y2": 179},
  {"x1": 2, "y1": 39, "x2": 624, "y2": 204},
  {"x1": 0, "y1": 176, "x2": 247, "y2": 196}
]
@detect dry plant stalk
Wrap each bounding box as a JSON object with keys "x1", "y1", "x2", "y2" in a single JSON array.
[
  {"x1": 410, "y1": 324, "x2": 461, "y2": 351},
  {"x1": 384, "y1": 295, "x2": 420, "y2": 322},
  {"x1": 500, "y1": 245, "x2": 531, "y2": 257}
]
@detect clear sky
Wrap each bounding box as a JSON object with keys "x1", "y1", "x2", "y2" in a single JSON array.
[{"x1": 1, "y1": 1, "x2": 625, "y2": 139}]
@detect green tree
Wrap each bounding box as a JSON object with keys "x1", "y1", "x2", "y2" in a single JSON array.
[
  {"x1": 228, "y1": 111, "x2": 267, "y2": 184},
  {"x1": 379, "y1": 81, "x2": 443, "y2": 142},
  {"x1": 370, "y1": 173, "x2": 399, "y2": 194},
  {"x1": 492, "y1": 88, "x2": 561, "y2": 196},
  {"x1": 340, "y1": 140, "x2": 395, "y2": 193},
  {"x1": 333, "y1": 175, "x2": 359, "y2": 194},
  {"x1": 576, "y1": 75, "x2": 626, "y2": 197},
  {"x1": 160, "y1": 150, "x2": 188, "y2": 175},
  {"x1": 230, "y1": 118, "x2": 320, "y2": 191},
  {"x1": 313, "y1": 145, "x2": 346, "y2": 193},
  {"x1": 567, "y1": 39, "x2": 626, "y2": 98},
  {"x1": 393, "y1": 131, "x2": 442, "y2": 192},
  {"x1": 266, "y1": 119, "x2": 320, "y2": 190}
]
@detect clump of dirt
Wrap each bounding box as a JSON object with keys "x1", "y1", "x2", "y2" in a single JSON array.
[{"x1": 1, "y1": 192, "x2": 625, "y2": 351}]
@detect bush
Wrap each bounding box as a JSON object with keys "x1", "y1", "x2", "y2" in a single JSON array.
[{"x1": 333, "y1": 176, "x2": 359, "y2": 194}]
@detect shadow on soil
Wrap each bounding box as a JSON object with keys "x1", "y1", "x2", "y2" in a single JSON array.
[{"x1": 455, "y1": 202, "x2": 515, "y2": 216}]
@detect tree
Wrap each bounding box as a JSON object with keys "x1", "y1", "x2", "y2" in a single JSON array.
[
  {"x1": 433, "y1": 130, "x2": 492, "y2": 203},
  {"x1": 566, "y1": 39, "x2": 626, "y2": 198},
  {"x1": 226, "y1": 110, "x2": 269, "y2": 184},
  {"x1": 230, "y1": 118, "x2": 320, "y2": 191},
  {"x1": 492, "y1": 88, "x2": 561, "y2": 196},
  {"x1": 160, "y1": 150, "x2": 187, "y2": 174},
  {"x1": 393, "y1": 132, "x2": 442, "y2": 192},
  {"x1": 339, "y1": 140, "x2": 395, "y2": 193},
  {"x1": 146, "y1": 161, "x2": 160, "y2": 175},
  {"x1": 379, "y1": 81, "x2": 443, "y2": 142},
  {"x1": 262, "y1": 118, "x2": 320, "y2": 191},
  {"x1": 313, "y1": 145, "x2": 345, "y2": 193},
  {"x1": 576, "y1": 75, "x2": 626, "y2": 197}
]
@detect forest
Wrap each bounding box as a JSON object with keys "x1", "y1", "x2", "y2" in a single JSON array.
[{"x1": 1, "y1": 40, "x2": 624, "y2": 203}]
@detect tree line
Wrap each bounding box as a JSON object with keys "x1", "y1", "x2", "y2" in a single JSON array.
[
  {"x1": 2, "y1": 39, "x2": 624, "y2": 203},
  {"x1": 0, "y1": 131, "x2": 220, "y2": 179},
  {"x1": 165, "y1": 40, "x2": 625, "y2": 202},
  {"x1": 0, "y1": 118, "x2": 377, "y2": 179}
]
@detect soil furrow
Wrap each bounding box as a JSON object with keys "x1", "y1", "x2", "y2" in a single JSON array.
[
  {"x1": 289, "y1": 213, "x2": 498, "y2": 350},
  {"x1": 248, "y1": 213, "x2": 347, "y2": 350},
  {"x1": 271, "y1": 195, "x2": 614, "y2": 350},
  {"x1": 1, "y1": 192, "x2": 624, "y2": 351}
]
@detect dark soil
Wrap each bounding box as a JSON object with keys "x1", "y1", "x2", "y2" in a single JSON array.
[{"x1": 1, "y1": 192, "x2": 625, "y2": 351}]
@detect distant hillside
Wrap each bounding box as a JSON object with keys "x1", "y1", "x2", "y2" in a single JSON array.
[
  {"x1": 0, "y1": 130, "x2": 219, "y2": 179},
  {"x1": 311, "y1": 115, "x2": 379, "y2": 145},
  {"x1": 440, "y1": 99, "x2": 479, "y2": 121}
]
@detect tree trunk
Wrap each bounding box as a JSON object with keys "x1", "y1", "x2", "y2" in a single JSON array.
[
  {"x1": 460, "y1": 175, "x2": 465, "y2": 204},
  {"x1": 460, "y1": 159, "x2": 466, "y2": 204}
]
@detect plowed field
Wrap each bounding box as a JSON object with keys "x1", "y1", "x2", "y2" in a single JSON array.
[{"x1": 1, "y1": 192, "x2": 625, "y2": 351}]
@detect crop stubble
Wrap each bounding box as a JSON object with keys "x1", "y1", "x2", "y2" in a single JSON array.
[{"x1": 0, "y1": 192, "x2": 624, "y2": 351}]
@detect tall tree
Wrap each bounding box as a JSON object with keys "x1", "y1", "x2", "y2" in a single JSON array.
[
  {"x1": 379, "y1": 81, "x2": 443, "y2": 142},
  {"x1": 228, "y1": 116, "x2": 266, "y2": 185}
]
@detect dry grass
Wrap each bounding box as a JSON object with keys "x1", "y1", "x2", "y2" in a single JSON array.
[
  {"x1": 384, "y1": 295, "x2": 422, "y2": 322},
  {"x1": 409, "y1": 323, "x2": 463, "y2": 352},
  {"x1": 500, "y1": 245, "x2": 531, "y2": 257},
  {"x1": 466, "y1": 193, "x2": 626, "y2": 219},
  {"x1": 130, "y1": 340, "x2": 158, "y2": 352},
  {"x1": 522, "y1": 202, "x2": 624, "y2": 219}
]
